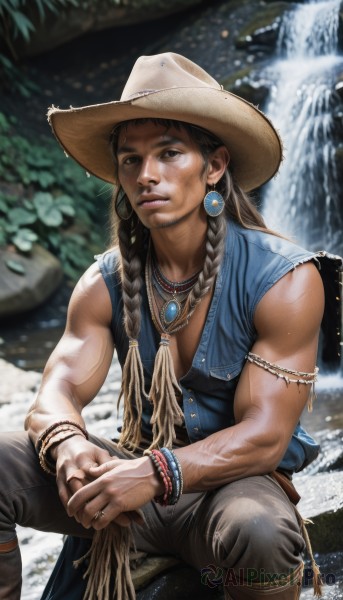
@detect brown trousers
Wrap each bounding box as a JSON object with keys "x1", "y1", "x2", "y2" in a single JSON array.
[{"x1": 0, "y1": 432, "x2": 305, "y2": 599}]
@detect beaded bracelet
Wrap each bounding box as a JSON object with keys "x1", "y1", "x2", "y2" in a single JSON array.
[
  {"x1": 145, "y1": 448, "x2": 184, "y2": 506},
  {"x1": 147, "y1": 449, "x2": 173, "y2": 506},
  {"x1": 160, "y1": 448, "x2": 184, "y2": 504}
]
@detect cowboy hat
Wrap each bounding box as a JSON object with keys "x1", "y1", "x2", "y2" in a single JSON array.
[{"x1": 47, "y1": 52, "x2": 282, "y2": 192}]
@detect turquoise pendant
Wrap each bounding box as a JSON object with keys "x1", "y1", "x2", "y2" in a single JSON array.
[{"x1": 161, "y1": 299, "x2": 181, "y2": 325}]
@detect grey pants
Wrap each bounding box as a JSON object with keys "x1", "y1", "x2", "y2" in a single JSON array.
[{"x1": 0, "y1": 432, "x2": 305, "y2": 599}]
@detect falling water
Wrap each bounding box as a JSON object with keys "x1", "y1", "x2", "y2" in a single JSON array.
[{"x1": 262, "y1": 0, "x2": 343, "y2": 254}]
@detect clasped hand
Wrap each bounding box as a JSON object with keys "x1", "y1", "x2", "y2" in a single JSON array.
[{"x1": 54, "y1": 437, "x2": 160, "y2": 529}]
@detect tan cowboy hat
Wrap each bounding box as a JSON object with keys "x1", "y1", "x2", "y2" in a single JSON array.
[{"x1": 47, "y1": 52, "x2": 282, "y2": 192}]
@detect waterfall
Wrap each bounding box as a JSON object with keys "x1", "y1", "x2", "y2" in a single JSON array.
[{"x1": 262, "y1": 0, "x2": 343, "y2": 254}]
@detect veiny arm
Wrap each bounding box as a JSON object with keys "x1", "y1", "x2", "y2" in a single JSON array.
[
  {"x1": 25, "y1": 261, "x2": 115, "y2": 445},
  {"x1": 25, "y1": 261, "x2": 162, "y2": 525},
  {"x1": 176, "y1": 261, "x2": 325, "y2": 491},
  {"x1": 67, "y1": 261, "x2": 324, "y2": 529}
]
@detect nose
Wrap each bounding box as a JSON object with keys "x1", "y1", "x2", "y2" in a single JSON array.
[{"x1": 137, "y1": 156, "x2": 160, "y2": 186}]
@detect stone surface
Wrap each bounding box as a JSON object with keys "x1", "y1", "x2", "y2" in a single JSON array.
[
  {"x1": 235, "y1": 2, "x2": 290, "y2": 51},
  {"x1": 0, "y1": 244, "x2": 63, "y2": 318},
  {"x1": 295, "y1": 471, "x2": 343, "y2": 554},
  {"x1": 0, "y1": 358, "x2": 41, "y2": 406}
]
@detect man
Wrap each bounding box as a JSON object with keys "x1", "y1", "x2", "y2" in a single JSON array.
[{"x1": 0, "y1": 52, "x2": 341, "y2": 600}]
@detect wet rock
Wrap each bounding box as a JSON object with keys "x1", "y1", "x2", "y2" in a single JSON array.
[
  {"x1": 295, "y1": 471, "x2": 343, "y2": 553},
  {"x1": 0, "y1": 244, "x2": 63, "y2": 318},
  {"x1": 136, "y1": 564, "x2": 224, "y2": 599},
  {"x1": 235, "y1": 2, "x2": 290, "y2": 52},
  {"x1": 303, "y1": 429, "x2": 343, "y2": 474},
  {"x1": 0, "y1": 358, "x2": 40, "y2": 405}
]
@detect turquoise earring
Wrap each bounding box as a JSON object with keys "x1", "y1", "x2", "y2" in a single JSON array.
[{"x1": 203, "y1": 186, "x2": 225, "y2": 217}]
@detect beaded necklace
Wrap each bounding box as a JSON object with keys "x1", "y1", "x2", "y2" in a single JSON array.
[
  {"x1": 151, "y1": 254, "x2": 200, "y2": 329},
  {"x1": 145, "y1": 243, "x2": 200, "y2": 335}
]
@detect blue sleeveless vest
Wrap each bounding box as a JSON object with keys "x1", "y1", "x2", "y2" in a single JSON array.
[{"x1": 97, "y1": 219, "x2": 342, "y2": 474}]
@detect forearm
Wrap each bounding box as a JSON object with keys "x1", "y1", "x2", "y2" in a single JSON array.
[
  {"x1": 175, "y1": 420, "x2": 284, "y2": 493},
  {"x1": 25, "y1": 378, "x2": 87, "y2": 447},
  {"x1": 25, "y1": 330, "x2": 114, "y2": 446}
]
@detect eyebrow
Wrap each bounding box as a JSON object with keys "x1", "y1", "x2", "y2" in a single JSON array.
[{"x1": 117, "y1": 136, "x2": 185, "y2": 155}]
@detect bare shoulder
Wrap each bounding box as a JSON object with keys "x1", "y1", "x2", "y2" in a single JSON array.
[
  {"x1": 254, "y1": 261, "x2": 324, "y2": 345},
  {"x1": 66, "y1": 261, "x2": 113, "y2": 330}
]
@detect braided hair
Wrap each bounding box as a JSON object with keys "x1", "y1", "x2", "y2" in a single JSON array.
[{"x1": 109, "y1": 119, "x2": 274, "y2": 449}]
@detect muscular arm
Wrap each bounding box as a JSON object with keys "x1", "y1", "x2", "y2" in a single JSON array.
[
  {"x1": 67, "y1": 261, "x2": 324, "y2": 529},
  {"x1": 25, "y1": 261, "x2": 115, "y2": 445},
  {"x1": 176, "y1": 261, "x2": 324, "y2": 491}
]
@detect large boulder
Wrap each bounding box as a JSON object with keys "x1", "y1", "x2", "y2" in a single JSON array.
[
  {"x1": 0, "y1": 244, "x2": 63, "y2": 318},
  {"x1": 12, "y1": 0, "x2": 205, "y2": 59}
]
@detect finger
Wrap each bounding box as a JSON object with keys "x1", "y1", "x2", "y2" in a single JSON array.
[
  {"x1": 68, "y1": 477, "x2": 85, "y2": 498},
  {"x1": 67, "y1": 479, "x2": 100, "y2": 516},
  {"x1": 66, "y1": 469, "x2": 87, "y2": 484},
  {"x1": 56, "y1": 481, "x2": 70, "y2": 510},
  {"x1": 87, "y1": 459, "x2": 121, "y2": 476}
]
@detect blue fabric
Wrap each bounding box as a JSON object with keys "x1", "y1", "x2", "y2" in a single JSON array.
[{"x1": 97, "y1": 220, "x2": 331, "y2": 474}]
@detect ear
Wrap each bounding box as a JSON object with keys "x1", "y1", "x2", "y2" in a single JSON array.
[{"x1": 206, "y1": 146, "x2": 230, "y2": 186}]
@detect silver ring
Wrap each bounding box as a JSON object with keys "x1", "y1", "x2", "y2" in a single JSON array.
[{"x1": 93, "y1": 509, "x2": 105, "y2": 521}]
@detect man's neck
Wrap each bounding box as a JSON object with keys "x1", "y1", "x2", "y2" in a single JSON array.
[{"x1": 150, "y1": 219, "x2": 207, "y2": 281}]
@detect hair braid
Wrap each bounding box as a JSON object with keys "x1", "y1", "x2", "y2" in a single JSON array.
[
  {"x1": 117, "y1": 216, "x2": 143, "y2": 339},
  {"x1": 189, "y1": 213, "x2": 227, "y2": 310},
  {"x1": 117, "y1": 215, "x2": 148, "y2": 449}
]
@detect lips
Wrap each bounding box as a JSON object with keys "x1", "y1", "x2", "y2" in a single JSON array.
[{"x1": 137, "y1": 194, "x2": 168, "y2": 206}]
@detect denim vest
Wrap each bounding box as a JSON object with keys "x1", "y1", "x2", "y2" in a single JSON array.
[{"x1": 97, "y1": 220, "x2": 342, "y2": 474}]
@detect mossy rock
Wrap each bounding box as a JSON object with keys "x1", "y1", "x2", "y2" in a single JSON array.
[
  {"x1": 0, "y1": 244, "x2": 63, "y2": 317},
  {"x1": 221, "y1": 68, "x2": 270, "y2": 106},
  {"x1": 236, "y1": 2, "x2": 290, "y2": 50}
]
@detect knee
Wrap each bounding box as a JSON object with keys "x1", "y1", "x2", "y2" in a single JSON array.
[{"x1": 212, "y1": 497, "x2": 303, "y2": 572}]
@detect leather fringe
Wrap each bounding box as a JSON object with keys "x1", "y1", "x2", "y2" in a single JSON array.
[{"x1": 74, "y1": 525, "x2": 136, "y2": 600}]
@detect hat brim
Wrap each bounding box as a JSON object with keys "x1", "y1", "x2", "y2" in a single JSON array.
[{"x1": 48, "y1": 87, "x2": 282, "y2": 192}]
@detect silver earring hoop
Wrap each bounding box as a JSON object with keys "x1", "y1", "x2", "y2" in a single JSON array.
[
  {"x1": 203, "y1": 186, "x2": 225, "y2": 217},
  {"x1": 115, "y1": 187, "x2": 133, "y2": 220}
]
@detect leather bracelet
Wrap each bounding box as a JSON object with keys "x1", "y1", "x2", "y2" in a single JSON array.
[
  {"x1": 37, "y1": 420, "x2": 88, "y2": 476},
  {"x1": 39, "y1": 431, "x2": 86, "y2": 476},
  {"x1": 36, "y1": 419, "x2": 88, "y2": 453}
]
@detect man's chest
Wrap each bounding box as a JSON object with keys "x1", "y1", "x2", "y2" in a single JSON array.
[{"x1": 169, "y1": 291, "x2": 213, "y2": 381}]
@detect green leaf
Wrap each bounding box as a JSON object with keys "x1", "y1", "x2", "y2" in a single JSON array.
[
  {"x1": 37, "y1": 204, "x2": 63, "y2": 227},
  {"x1": 11, "y1": 10, "x2": 35, "y2": 42},
  {"x1": 33, "y1": 191, "x2": 53, "y2": 210},
  {"x1": 30, "y1": 170, "x2": 55, "y2": 188},
  {"x1": 0, "y1": 198, "x2": 7, "y2": 212},
  {"x1": 56, "y1": 194, "x2": 75, "y2": 217},
  {"x1": 0, "y1": 112, "x2": 10, "y2": 134},
  {"x1": 8, "y1": 207, "x2": 36, "y2": 227},
  {"x1": 12, "y1": 227, "x2": 37, "y2": 252},
  {"x1": 5, "y1": 259, "x2": 26, "y2": 275}
]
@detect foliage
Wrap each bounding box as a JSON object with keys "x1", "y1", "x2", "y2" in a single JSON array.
[
  {"x1": 0, "y1": 0, "x2": 85, "y2": 95},
  {"x1": 0, "y1": 111, "x2": 111, "y2": 280}
]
